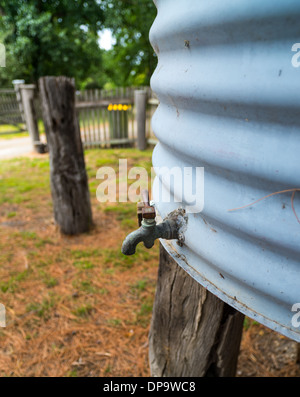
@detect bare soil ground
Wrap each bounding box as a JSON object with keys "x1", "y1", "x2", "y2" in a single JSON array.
[{"x1": 0, "y1": 149, "x2": 299, "y2": 377}]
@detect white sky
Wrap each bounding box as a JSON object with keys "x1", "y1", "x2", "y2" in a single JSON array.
[{"x1": 98, "y1": 29, "x2": 116, "y2": 50}]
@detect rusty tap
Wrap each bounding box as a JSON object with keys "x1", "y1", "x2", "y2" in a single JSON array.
[{"x1": 122, "y1": 190, "x2": 187, "y2": 256}]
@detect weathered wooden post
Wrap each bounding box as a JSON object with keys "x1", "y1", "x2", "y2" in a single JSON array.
[
  {"x1": 121, "y1": 187, "x2": 245, "y2": 376},
  {"x1": 134, "y1": 90, "x2": 147, "y2": 150},
  {"x1": 39, "y1": 76, "x2": 93, "y2": 235},
  {"x1": 18, "y1": 84, "x2": 41, "y2": 151},
  {"x1": 149, "y1": 244, "x2": 245, "y2": 377},
  {"x1": 12, "y1": 79, "x2": 25, "y2": 123}
]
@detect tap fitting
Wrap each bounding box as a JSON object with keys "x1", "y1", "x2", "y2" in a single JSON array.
[{"x1": 121, "y1": 190, "x2": 187, "y2": 256}]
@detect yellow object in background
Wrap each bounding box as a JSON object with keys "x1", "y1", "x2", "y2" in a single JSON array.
[{"x1": 107, "y1": 103, "x2": 130, "y2": 111}]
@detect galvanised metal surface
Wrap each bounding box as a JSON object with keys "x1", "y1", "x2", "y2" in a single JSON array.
[{"x1": 150, "y1": 0, "x2": 300, "y2": 342}]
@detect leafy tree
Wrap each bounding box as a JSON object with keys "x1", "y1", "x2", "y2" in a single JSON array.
[
  {"x1": 0, "y1": 0, "x2": 158, "y2": 89},
  {"x1": 0, "y1": 0, "x2": 105, "y2": 88},
  {"x1": 100, "y1": 0, "x2": 157, "y2": 86}
]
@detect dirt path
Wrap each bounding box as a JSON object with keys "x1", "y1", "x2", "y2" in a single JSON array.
[{"x1": 0, "y1": 136, "x2": 33, "y2": 159}]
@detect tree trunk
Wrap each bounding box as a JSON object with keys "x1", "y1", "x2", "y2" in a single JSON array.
[
  {"x1": 149, "y1": 244, "x2": 244, "y2": 377},
  {"x1": 39, "y1": 76, "x2": 93, "y2": 235}
]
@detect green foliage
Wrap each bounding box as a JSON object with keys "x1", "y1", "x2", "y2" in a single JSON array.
[
  {"x1": 0, "y1": 1, "x2": 157, "y2": 88},
  {"x1": 0, "y1": 0, "x2": 104, "y2": 87},
  {"x1": 92, "y1": 0, "x2": 157, "y2": 86}
]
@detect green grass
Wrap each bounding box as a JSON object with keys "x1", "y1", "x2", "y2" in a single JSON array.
[
  {"x1": 130, "y1": 279, "x2": 148, "y2": 293},
  {"x1": 104, "y1": 202, "x2": 153, "y2": 230},
  {"x1": 10, "y1": 231, "x2": 41, "y2": 249},
  {"x1": 73, "y1": 260, "x2": 95, "y2": 270},
  {"x1": 6, "y1": 211, "x2": 16, "y2": 218},
  {"x1": 67, "y1": 369, "x2": 78, "y2": 377},
  {"x1": 19, "y1": 231, "x2": 37, "y2": 240},
  {"x1": 0, "y1": 123, "x2": 28, "y2": 139},
  {"x1": 72, "y1": 279, "x2": 107, "y2": 295},
  {"x1": 243, "y1": 317, "x2": 259, "y2": 330},
  {"x1": 44, "y1": 277, "x2": 58, "y2": 288},
  {"x1": 0, "y1": 157, "x2": 50, "y2": 205},
  {"x1": 0, "y1": 146, "x2": 153, "y2": 207},
  {"x1": 78, "y1": 280, "x2": 96, "y2": 293},
  {"x1": 0, "y1": 132, "x2": 29, "y2": 140},
  {"x1": 107, "y1": 318, "x2": 122, "y2": 327},
  {"x1": 103, "y1": 248, "x2": 136, "y2": 270},
  {"x1": 26, "y1": 296, "x2": 56, "y2": 320},
  {"x1": 0, "y1": 120, "x2": 45, "y2": 140},
  {"x1": 0, "y1": 269, "x2": 31, "y2": 293},
  {"x1": 133, "y1": 298, "x2": 153, "y2": 328},
  {"x1": 72, "y1": 304, "x2": 93, "y2": 318},
  {"x1": 35, "y1": 238, "x2": 54, "y2": 248},
  {"x1": 71, "y1": 248, "x2": 101, "y2": 259}
]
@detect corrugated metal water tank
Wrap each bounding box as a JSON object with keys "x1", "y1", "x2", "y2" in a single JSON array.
[{"x1": 150, "y1": 0, "x2": 300, "y2": 342}]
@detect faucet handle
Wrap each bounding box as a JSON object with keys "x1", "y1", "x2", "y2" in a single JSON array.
[
  {"x1": 137, "y1": 201, "x2": 144, "y2": 226},
  {"x1": 137, "y1": 189, "x2": 156, "y2": 226},
  {"x1": 142, "y1": 205, "x2": 156, "y2": 220}
]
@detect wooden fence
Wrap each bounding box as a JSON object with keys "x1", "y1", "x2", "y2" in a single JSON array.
[
  {"x1": 0, "y1": 89, "x2": 25, "y2": 134},
  {"x1": 75, "y1": 86, "x2": 157, "y2": 148},
  {"x1": 0, "y1": 85, "x2": 159, "y2": 149}
]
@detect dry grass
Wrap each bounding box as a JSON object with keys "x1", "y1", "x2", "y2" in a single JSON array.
[
  {"x1": 237, "y1": 320, "x2": 300, "y2": 377},
  {"x1": 0, "y1": 148, "x2": 158, "y2": 377},
  {"x1": 0, "y1": 148, "x2": 299, "y2": 377}
]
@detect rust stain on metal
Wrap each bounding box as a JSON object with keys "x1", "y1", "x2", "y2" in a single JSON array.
[
  {"x1": 184, "y1": 40, "x2": 190, "y2": 49},
  {"x1": 153, "y1": 44, "x2": 160, "y2": 54}
]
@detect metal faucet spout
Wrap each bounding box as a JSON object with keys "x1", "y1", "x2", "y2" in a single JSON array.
[
  {"x1": 121, "y1": 219, "x2": 156, "y2": 255},
  {"x1": 121, "y1": 208, "x2": 187, "y2": 256}
]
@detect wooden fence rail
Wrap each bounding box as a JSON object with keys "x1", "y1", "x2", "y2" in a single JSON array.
[
  {"x1": 74, "y1": 86, "x2": 157, "y2": 149},
  {"x1": 0, "y1": 89, "x2": 25, "y2": 134},
  {"x1": 0, "y1": 84, "x2": 158, "y2": 148},
  {"x1": 75, "y1": 87, "x2": 136, "y2": 148}
]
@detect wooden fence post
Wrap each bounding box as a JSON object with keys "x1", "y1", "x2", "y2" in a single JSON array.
[
  {"x1": 134, "y1": 90, "x2": 147, "y2": 150},
  {"x1": 12, "y1": 79, "x2": 25, "y2": 123},
  {"x1": 39, "y1": 76, "x2": 93, "y2": 235},
  {"x1": 149, "y1": 244, "x2": 245, "y2": 377},
  {"x1": 19, "y1": 84, "x2": 42, "y2": 151}
]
